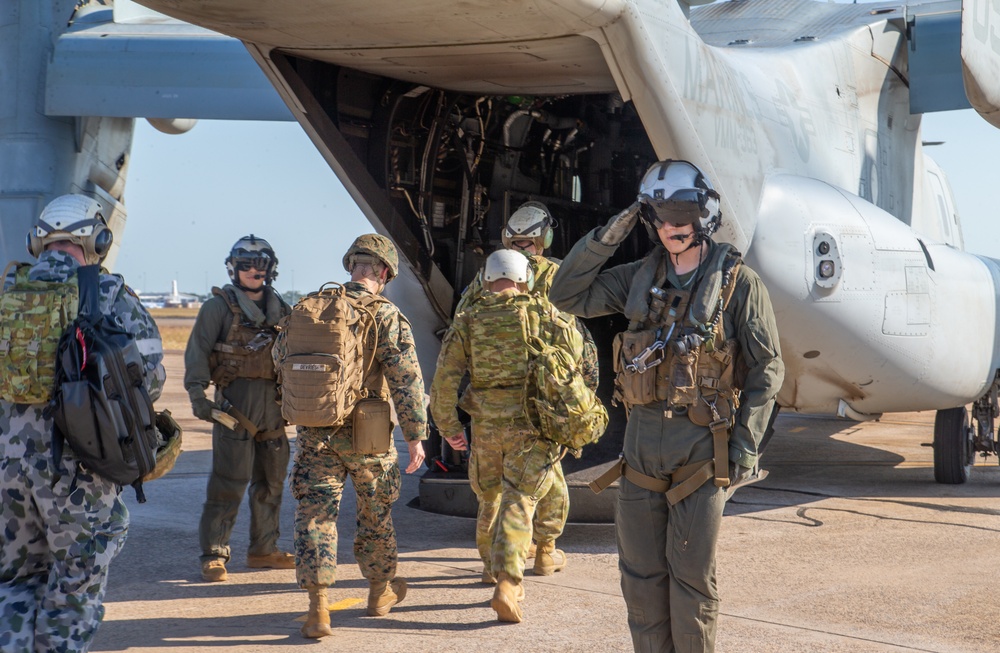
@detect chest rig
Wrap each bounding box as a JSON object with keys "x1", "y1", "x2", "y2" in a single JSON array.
[
  {"x1": 208, "y1": 286, "x2": 279, "y2": 388},
  {"x1": 612, "y1": 243, "x2": 742, "y2": 430}
]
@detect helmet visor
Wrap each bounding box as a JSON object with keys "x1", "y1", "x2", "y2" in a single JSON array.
[
  {"x1": 639, "y1": 188, "x2": 716, "y2": 227},
  {"x1": 233, "y1": 255, "x2": 272, "y2": 272}
]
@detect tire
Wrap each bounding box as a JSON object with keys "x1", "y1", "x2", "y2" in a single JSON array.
[{"x1": 933, "y1": 406, "x2": 973, "y2": 484}]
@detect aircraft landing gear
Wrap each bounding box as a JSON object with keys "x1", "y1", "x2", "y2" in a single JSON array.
[{"x1": 934, "y1": 377, "x2": 1000, "y2": 484}]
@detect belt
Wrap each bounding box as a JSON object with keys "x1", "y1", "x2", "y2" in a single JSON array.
[{"x1": 589, "y1": 457, "x2": 715, "y2": 506}]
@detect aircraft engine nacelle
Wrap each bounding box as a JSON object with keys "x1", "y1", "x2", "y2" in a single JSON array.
[{"x1": 745, "y1": 174, "x2": 1000, "y2": 417}]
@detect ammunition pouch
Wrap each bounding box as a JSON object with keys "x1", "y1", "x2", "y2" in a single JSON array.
[{"x1": 351, "y1": 397, "x2": 394, "y2": 454}]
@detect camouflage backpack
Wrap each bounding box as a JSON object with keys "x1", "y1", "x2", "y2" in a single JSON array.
[
  {"x1": 524, "y1": 311, "x2": 609, "y2": 452},
  {"x1": 274, "y1": 282, "x2": 384, "y2": 428},
  {"x1": 0, "y1": 262, "x2": 79, "y2": 403},
  {"x1": 465, "y1": 291, "x2": 550, "y2": 389}
]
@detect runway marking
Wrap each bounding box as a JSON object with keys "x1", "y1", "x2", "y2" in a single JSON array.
[
  {"x1": 789, "y1": 426, "x2": 807, "y2": 433},
  {"x1": 721, "y1": 612, "x2": 946, "y2": 652},
  {"x1": 293, "y1": 597, "x2": 365, "y2": 621}
]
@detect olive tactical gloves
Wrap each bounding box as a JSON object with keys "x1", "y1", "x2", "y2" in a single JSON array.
[
  {"x1": 597, "y1": 201, "x2": 641, "y2": 246},
  {"x1": 192, "y1": 397, "x2": 218, "y2": 421}
]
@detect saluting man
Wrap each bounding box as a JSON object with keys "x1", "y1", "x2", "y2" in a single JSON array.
[{"x1": 548, "y1": 160, "x2": 784, "y2": 653}]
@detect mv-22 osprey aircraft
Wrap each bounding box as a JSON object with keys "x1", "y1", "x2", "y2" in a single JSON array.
[{"x1": 5, "y1": 0, "x2": 1000, "y2": 499}]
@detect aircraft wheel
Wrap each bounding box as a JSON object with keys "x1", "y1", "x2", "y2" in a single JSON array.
[{"x1": 933, "y1": 406, "x2": 973, "y2": 484}]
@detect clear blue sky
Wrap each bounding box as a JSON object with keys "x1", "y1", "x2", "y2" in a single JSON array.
[{"x1": 116, "y1": 110, "x2": 1000, "y2": 295}]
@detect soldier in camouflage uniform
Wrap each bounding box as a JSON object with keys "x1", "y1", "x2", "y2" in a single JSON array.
[
  {"x1": 283, "y1": 234, "x2": 427, "y2": 639},
  {"x1": 549, "y1": 161, "x2": 784, "y2": 653},
  {"x1": 431, "y1": 249, "x2": 587, "y2": 623},
  {"x1": 185, "y1": 235, "x2": 294, "y2": 583},
  {"x1": 454, "y1": 202, "x2": 599, "y2": 579},
  {"x1": 0, "y1": 194, "x2": 165, "y2": 652}
]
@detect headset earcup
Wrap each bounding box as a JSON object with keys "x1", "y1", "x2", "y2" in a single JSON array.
[
  {"x1": 542, "y1": 228, "x2": 553, "y2": 250},
  {"x1": 26, "y1": 231, "x2": 43, "y2": 258},
  {"x1": 92, "y1": 226, "x2": 113, "y2": 259}
]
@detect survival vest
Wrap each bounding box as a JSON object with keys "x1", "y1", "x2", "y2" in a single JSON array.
[
  {"x1": 50, "y1": 265, "x2": 159, "y2": 502},
  {"x1": 208, "y1": 287, "x2": 280, "y2": 388},
  {"x1": 613, "y1": 243, "x2": 743, "y2": 427},
  {"x1": 0, "y1": 262, "x2": 79, "y2": 403},
  {"x1": 274, "y1": 282, "x2": 386, "y2": 428}
]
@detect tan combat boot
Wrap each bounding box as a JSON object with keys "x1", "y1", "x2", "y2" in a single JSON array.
[
  {"x1": 201, "y1": 559, "x2": 227, "y2": 582},
  {"x1": 367, "y1": 578, "x2": 407, "y2": 616},
  {"x1": 533, "y1": 540, "x2": 567, "y2": 576},
  {"x1": 300, "y1": 585, "x2": 334, "y2": 639},
  {"x1": 491, "y1": 572, "x2": 524, "y2": 623},
  {"x1": 247, "y1": 550, "x2": 296, "y2": 569}
]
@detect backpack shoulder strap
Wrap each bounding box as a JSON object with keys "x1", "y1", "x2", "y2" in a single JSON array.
[{"x1": 77, "y1": 264, "x2": 102, "y2": 319}]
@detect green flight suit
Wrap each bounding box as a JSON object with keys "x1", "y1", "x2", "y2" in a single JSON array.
[
  {"x1": 549, "y1": 230, "x2": 784, "y2": 653},
  {"x1": 184, "y1": 284, "x2": 292, "y2": 563}
]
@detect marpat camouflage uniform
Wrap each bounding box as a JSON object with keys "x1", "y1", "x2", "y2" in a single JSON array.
[
  {"x1": 549, "y1": 231, "x2": 783, "y2": 653},
  {"x1": 184, "y1": 284, "x2": 292, "y2": 564},
  {"x1": 454, "y1": 255, "x2": 598, "y2": 551},
  {"x1": 430, "y1": 289, "x2": 582, "y2": 581},
  {"x1": 287, "y1": 282, "x2": 427, "y2": 587},
  {"x1": 0, "y1": 251, "x2": 164, "y2": 653}
]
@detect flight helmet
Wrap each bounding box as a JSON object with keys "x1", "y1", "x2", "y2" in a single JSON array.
[
  {"x1": 483, "y1": 249, "x2": 534, "y2": 290},
  {"x1": 343, "y1": 234, "x2": 399, "y2": 282},
  {"x1": 26, "y1": 194, "x2": 113, "y2": 265},
  {"x1": 501, "y1": 201, "x2": 554, "y2": 252},
  {"x1": 637, "y1": 160, "x2": 722, "y2": 239},
  {"x1": 226, "y1": 234, "x2": 278, "y2": 285}
]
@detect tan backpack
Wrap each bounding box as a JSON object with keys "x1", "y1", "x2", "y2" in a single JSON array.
[{"x1": 273, "y1": 282, "x2": 383, "y2": 428}]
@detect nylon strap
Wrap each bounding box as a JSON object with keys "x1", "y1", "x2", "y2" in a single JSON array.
[
  {"x1": 588, "y1": 457, "x2": 716, "y2": 506},
  {"x1": 710, "y1": 418, "x2": 731, "y2": 488}
]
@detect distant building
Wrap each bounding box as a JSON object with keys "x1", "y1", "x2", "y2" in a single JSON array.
[{"x1": 138, "y1": 280, "x2": 202, "y2": 309}]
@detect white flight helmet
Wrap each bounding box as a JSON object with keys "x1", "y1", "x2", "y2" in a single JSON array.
[
  {"x1": 483, "y1": 249, "x2": 534, "y2": 290},
  {"x1": 501, "y1": 201, "x2": 554, "y2": 252},
  {"x1": 26, "y1": 194, "x2": 113, "y2": 265},
  {"x1": 637, "y1": 160, "x2": 722, "y2": 239}
]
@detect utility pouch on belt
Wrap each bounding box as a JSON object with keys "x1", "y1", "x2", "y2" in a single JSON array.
[
  {"x1": 613, "y1": 329, "x2": 659, "y2": 406},
  {"x1": 352, "y1": 397, "x2": 393, "y2": 454}
]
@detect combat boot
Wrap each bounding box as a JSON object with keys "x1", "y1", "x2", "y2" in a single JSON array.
[
  {"x1": 367, "y1": 578, "x2": 407, "y2": 616},
  {"x1": 491, "y1": 572, "x2": 524, "y2": 623},
  {"x1": 201, "y1": 559, "x2": 227, "y2": 582},
  {"x1": 247, "y1": 550, "x2": 296, "y2": 569},
  {"x1": 533, "y1": 540, "x2": 567, "y2": 576},
  {"x1": 301, "y1": 585, "x2": 334, "y2": 639}
]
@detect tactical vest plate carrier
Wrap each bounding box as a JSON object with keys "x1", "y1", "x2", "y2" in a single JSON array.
[
  {"x1": 0, "y1": 263, "x2": 79, "y2": 404},
  {"x1": 208, "y1": 287, "x2": 279, "y2": 387}
]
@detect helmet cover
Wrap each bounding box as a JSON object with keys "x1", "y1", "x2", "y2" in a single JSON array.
[
  {"x1": 343, "y1": 234, "x2": 399, "y2": 281},
  {"x1": 27, "y1": 194, "x2": 113, "y2": 265},
  {"x1": 502, "y1": 201, "x2": 554, "y2": 251}
]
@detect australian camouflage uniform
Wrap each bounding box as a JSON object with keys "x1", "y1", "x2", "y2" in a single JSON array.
[
  {"x1": 283, "y1": 282, "x2": 427, "y2": 588},
  {"x1": 549, "y1": 231, "x2": 784, "y2": 653},
  {"x1": 431, "y1": 288, "x2": 587, "y2": 583},
  {"x1": 184, "y1": 284, "x2": 291, "y2": 564},
  {"x1": 0, "y1": 251, "x2": 164, "y2": 653},
  {"x1": 454, "y1": 254, "x2": 598, "y2": 554}
]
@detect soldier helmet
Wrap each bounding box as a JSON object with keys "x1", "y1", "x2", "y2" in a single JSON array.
[
  {"x1": 637, "y1": 160, "x2": 722, "y2": 239},
  {"x1": 343, "y1": 234, "x2": 399, "y2": 281},
  {"x1": 484, "y1": 249, "x2": 534, "y2": 290},
  {"x1": 26, "y1": 194, "x2": 114, "y2": 265},
  {"x1": 143, "y1": 410, "x2": 183, "y2": 483},
  {"x1": 502, "y1": 201, "x2": 554, "y2": 252},
  {"x1": 226, "y1": 234, "x2": 278, "y2": 285}
]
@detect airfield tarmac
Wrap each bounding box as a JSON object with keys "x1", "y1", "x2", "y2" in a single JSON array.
[{"x1": 90, "y1": 351, "x2": 1000, "y2": 653}]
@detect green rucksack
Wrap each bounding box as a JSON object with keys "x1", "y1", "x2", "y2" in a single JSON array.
[
  {"x1": 0, "y1": 263, "x2": 79, "y2": 403},
  {"x1": 523, "y1": 311, "x2": 609, "y2": 452}
]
